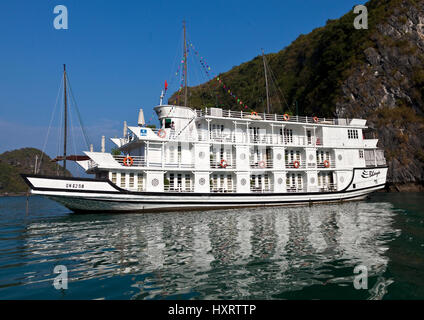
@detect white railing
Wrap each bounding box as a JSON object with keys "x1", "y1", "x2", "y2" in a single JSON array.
[
  {"x1": 210, "y1": 187, "x2": 237, "y2": 193},
  {"x1": 198, "y1": 108, "x2": 342, "y2": 125},
  {"x1": 113, "y1": 155, "x2": 146, "y2": 167},
  {"x1": 317, "y1": 159, "x2": 336, "y2": 169},
  {"x1": 164, "y1": 185, "x2": 195, "y2": 192},
  {"x1": 210, "y1": 159, "x2": 236, "y2": 169},
  {"x1": 285, "y1": 161, "x2": 306, "y2": 169},
  {"x1": 148, "y1": 127, "x2": 327, "y2": 148},
  {"x1": 286, "y1": 186, "x2": 306, "y2": 193},
  {"x1": 250, "y1": 160, "x2": 273, "y2": 169},
  {"x1": 250, "y1": 186, "x2": 274, "y2": 193},
  {"x1": 318, "y1": 183, "x2": 338, "y2": 192}
]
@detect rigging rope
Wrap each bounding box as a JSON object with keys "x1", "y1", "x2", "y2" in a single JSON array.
[
  {"x1": 66, "y1": 73, "x2": 91, "y2": 150},
  {"x1": 37, "y1": 76, "x2": 63, "y2": 174}
]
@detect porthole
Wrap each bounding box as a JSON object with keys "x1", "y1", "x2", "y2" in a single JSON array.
[
  {"x1": 241, "y1": 178, "x2": 247, "y2": 186},
  {"x1": 277, "y1": 154, "x2": 282, "y2": 160},
  {"x1": 310, "y1": 177, "x2": 315, "y2": 184},
  {"x1": 199, "y1": 151, "x2": 205, "y2": 159},
  {"x1": 240, "y1": 153, "x2": 246, "y2": 160},
  {"x1": 340, "y1": 176, "x2": 345, "y2": 183},
  {"x1": 152, "y1": 178, "x2": 159, "y2": 187},
  {"x1": 338, "y1": 154, "x2": 343, "y2": 161},
  {"x1": 199, "y1": 178, "x2": 206, "y2": 185},
  {"x1": 278, "y1": 178, "x2": 283, "y2": 185},
  {"x1": 309, "y1": 154, "x2": 314, "y2": 161}
]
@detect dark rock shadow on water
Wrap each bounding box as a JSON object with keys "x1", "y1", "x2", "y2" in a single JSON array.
[{"x1": 0, "y1": 193, "x2": 422, "y2": 299}]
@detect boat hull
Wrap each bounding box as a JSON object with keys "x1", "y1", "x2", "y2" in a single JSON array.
[{"x1": 21, "y1": 167, "x2": 388, "y2": 213}]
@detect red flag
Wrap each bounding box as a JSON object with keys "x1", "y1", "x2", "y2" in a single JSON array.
[{"x1": 164, "y1": 80, "x2": 168, "y2": 91}]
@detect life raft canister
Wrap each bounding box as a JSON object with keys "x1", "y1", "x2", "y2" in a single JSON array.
[
  {"x1": 123, "y1": 156, "x2": 134, "y2": 167},
  {"x1": 323, "y1": 160, "x2": 330, "y2": 168},
  {"x1": 293, "y1": 160, "x2": 300, "y2": 168},
  {"x1": 283, "y1": 113, "x2": 290, "y2": 121},
  {"x1": 157, "y1": 129, "x2": 166, "y2": 138},
  {"x1": 220, "y1": 159, "x2": 228, "y2": 168}
]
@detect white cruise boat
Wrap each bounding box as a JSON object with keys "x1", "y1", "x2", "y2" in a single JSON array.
[
  {"x1": 22, "y1": 104, "x2": 388, "y2": 213},
  {"x1": 22, "y1": 26, "x2": 387, "y2": 213}
]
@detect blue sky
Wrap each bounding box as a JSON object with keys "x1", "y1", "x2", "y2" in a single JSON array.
[{"x1": 0, "y1": 0, "x2": 366, "y2": 174}]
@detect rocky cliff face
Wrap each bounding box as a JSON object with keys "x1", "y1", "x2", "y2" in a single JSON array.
[
  {"x1": 335, "y1": 0, "x2": 424, "y2": 186},
  {"x1": 171, "y1": 0, "x2": 424, "y2": 189}
]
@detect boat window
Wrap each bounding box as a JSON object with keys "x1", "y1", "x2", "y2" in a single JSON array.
[
  {"x1": 165, "y1": 118, "x2": 172, "y2": 128},
  {"x1": 120, "y1": 174, "x2": 126, "y2": 188}
]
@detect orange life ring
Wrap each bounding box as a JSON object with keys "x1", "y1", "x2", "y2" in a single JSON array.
[
  {"x1": 258, "y1": 160, "x2": 266, "y2": 168},
  {"x1": 313, "y1": 116, "x2": 319, "y2": 123},
  {"x1": 157, "y1": 129, "x2": 166, "y2": 138},
  {"x1": 220, "y1": 159, "x2": 228, "y2": 168},
  {"x1": 283, "y1": 113, "x2": 290, "y2": 121},
  {"x1": 323, "y1": 160, "x2": 330, "y2": 168},
  {"x1": 251, "y1": 111, "x2": 258, "y2": 116},
  {"x1": 293, "y1": 160, "x2": 300, "y2": 168},
  {"x1": 123, "y1": 156, "x2": 134, "y2": 167}
]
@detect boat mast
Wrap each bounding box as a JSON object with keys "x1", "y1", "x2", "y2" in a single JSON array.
[
  {"x1": 63, "y1": 64, "x2": 68, "y2": 176},
  {"x1": 183, "y1": 21, "x2": 188, "y2": 107},
  {"x1": 262, "y1": 49, "x2": 270, "y2": 114}
]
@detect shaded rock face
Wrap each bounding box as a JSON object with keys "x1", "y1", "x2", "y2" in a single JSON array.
[{"x1": 335, "y1": 1, "x2": 424, "y2": 184}]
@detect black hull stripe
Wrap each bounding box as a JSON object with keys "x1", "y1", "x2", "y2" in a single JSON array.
[
  {"x1": 49, "y1": 184, "x2": 385, "y2": 205},
  {"x1": 22, "y1": 167, "x2": 387, "y2": 197}
]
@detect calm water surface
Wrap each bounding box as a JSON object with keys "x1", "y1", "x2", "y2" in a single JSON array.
[{"x1": 0, "y1": 193, "x2": 423, "y2": 300}]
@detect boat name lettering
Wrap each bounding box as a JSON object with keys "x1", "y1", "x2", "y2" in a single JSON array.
[
  {"x1": 361, "y1": 170, "x2": 381, "y2": 179},
  {"x1": 65, "y1": 183, "x2": 85, "y2": 189}
]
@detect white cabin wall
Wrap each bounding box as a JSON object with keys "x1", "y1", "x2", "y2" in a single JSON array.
[
  {"x1": 236, "y1": 172, "x2": 250, "y2": 193},
  {"x1": 273, "y1": 147, "x2": 285, "y2": 170},
  {"x1": 273, "y1": 171, "x2": 286, "y2": 192},
  {"x1": 235, "y1": 145, "x2": 249, "y2": 170},
  {"x1": 194, "y1": 144, "x2": 210, "y2": 169},
  {"x1": 194, "y1": 172, "x2": 210, "y2": 193},
  {"x1": 307, "y1": 171, "x2": 318, "y2": 192},
  {"x1": 145, "y1": 171, "x2": 164, "y2": 192}
]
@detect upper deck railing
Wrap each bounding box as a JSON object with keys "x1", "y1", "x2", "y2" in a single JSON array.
[{"x1": 196, "y1": 108, "x2": 350, "y2": 126}]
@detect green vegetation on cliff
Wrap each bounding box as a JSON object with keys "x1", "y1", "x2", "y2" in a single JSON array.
[
  {"x1": 170, "y1": 0, "x2": 424, "y2": 184},
  {"x1": 0, "y1": 148, "x2": 71, "y2": 194}
]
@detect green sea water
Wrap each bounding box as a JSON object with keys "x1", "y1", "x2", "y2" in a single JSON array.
[{"x1": 0, "y1": 193, "x2": 423, "y2": 300}]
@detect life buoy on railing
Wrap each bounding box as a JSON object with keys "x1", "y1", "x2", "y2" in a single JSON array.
[
  {"x1": 313, "y1": 116, "x2": 319, "y2": 123},
  {"x1": 123, "y1": 156, "x2": 134, "y2": 167},
  {"x1": 283, "y1": 113, "x2": 290, "y2": 121},
  {"x1": 251, "y1": 111, "x2": 258, "y2": 116},
  {"x1": 220, "y1": 159, "x2": 228, "y2": 168},
  {"x1": 157, "y1": 129, "x2": 166, "y2": 138},
  {"x1": 258, "y1": 160, "x2": 266, "y2": 168},
  {"x1": 293, "y1": 160, "x2": 300, "y2": 168},
  {"x1": 323, "y1": 160, "x2": 330, "y2": 168}
]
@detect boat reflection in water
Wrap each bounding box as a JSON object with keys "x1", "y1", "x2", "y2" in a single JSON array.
[{"x1": 20, "y1": 200, "x2": 399, "y2": 299}]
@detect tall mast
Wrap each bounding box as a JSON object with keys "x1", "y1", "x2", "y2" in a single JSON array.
[
  {"x1": 183, "y1": 20, "x2": 188, "y2": 107},
  {"x1": 63, "y1": 64, "x2": 68, "y2": 176},
  {"x1": 262, "y1": 49, "x2": 270, "y2": 114}
]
